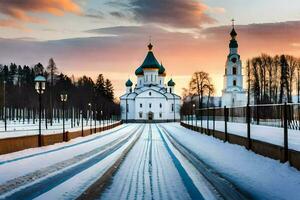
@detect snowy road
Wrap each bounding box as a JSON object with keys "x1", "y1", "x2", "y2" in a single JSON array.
[
  {"x1": 100, "y1": 124, "x2": 246, "y2": 200},
  {"x1": 1, "y1": 123, "x2": 299, "y2": 200}
]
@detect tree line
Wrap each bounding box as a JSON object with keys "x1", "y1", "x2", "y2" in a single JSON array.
[
  {"x1": 0, "y1": 58, "x2": 120, "y2": 121},
  {"x1": 246, "y1": 54, "x2": 300, "y2": 104}
]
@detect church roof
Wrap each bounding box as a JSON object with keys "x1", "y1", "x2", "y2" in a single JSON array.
[
  {"x1": 168, "y1": 78, "x2": 175, "y2": 87},
  {"x1": 135, "y1": 43, "x2": 165, "y2": 75},
  {"x1": 125, "y1": 79, "x2": 133, "y2": 87}
]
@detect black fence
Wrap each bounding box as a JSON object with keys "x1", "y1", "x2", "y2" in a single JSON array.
[
  {"x1": 181, "y1": 103, "x2": 300, "y2": 162},
  {"x1": 0, "y1": 106, "x2": 121, "y2": 133}
]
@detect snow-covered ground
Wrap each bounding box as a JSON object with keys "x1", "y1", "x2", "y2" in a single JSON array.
[
  {"x1": 0, "y1": 124, "x2": 141, "y2": 199},
  {"x1": 183, "y1": 120, "x2": 300, "y2": 151},
  {"x1": 0, "y1": 120, "x2": 119, "y2": 139},
  {"x1": 102, "y1": 124, "x2": 215, "y2": 200},
  {"x1": 162, "y1": 123, "x2": 300, "y2": 200},
  {"x1": 1, "y1": 123, "x2": 299, "y2": 200}
]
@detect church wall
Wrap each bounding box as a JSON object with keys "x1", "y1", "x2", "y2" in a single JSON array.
[
  {"x1": 120, "y1": 99, "x2": 135, "y2": 120},
  {"x1": 143, "y1": 69, "x2": 159, "y2": 85}
]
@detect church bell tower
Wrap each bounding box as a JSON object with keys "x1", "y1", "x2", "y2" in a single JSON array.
[{"x1": 222, "y1": 19, "x2": 247, "y2": 107}]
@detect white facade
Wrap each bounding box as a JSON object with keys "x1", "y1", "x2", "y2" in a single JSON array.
[
  {"x1": 222, "y1": 25, "x2": 247, "y2": 107},
  {"x1": 120, "y1": 43, "x2": 181, "y2": 122}
]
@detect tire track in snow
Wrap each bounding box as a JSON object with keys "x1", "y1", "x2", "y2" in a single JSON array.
[
  {"x1": 160, "y1": 124, "x2": 249, "y2": 200},
  {"x1": 152, "y1": 126, "x2": 164, "y2": 200},
  {"x1": 148, "y1": 124, "x2": 154, "y2": 200},
  {"x1": 156, "y1": 124, "x2": 205, "y2": 200},
  {"x1": 125, "y1": 125, "x2": 149, "y2": 200},
  {"x1": 134, "y1": 124, "x2": 150, "y2": 200},
  {"x1": 118, "y1": 133, "x2": 145, "y2": 199},
  {"x1": 117, "y1": 126, "x2": 146, "y2": 199}
]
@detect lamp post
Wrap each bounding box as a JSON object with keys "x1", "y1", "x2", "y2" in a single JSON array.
[
  {"x1": 94, "y1": 110, "x2": 97, "y2": 133},
  {"x1": 100, "y1": 110, "x2": 103, "y2": 131},
  {"x1": 88, "y1": 103, "x2": 92, "y2": 134},
  {"x1": 80, "y1": 110, "x2": 83, "y2": 137},
  {"x1": 192, "y1": 103, "x2": 196, "y2": 129},
  {"x1": 3, "y1": 80, "x2": 6, "y2": 132},
  {"x1": 60, "y1": 93, "x2": 68, "y2": 141},
  {"x1": 34, "y1": 75, "x2": 46, "y2": 147}
]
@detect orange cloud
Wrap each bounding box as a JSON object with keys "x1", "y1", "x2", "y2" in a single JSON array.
[
  {"x1": 0, "y1": 0, "x2": 81, "y2": 28},
  {"x1": 1, "y1": 21, "x2": 300, "y2": 97}
]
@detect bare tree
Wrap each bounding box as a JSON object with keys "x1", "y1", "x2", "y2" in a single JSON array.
[{"x1": 189, "y1": 71, "x2": 213, "y2": 109}]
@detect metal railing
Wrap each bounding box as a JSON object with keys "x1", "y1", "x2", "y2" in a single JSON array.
[{"x1": 181, "y1": 103, "x2": 300, "y2": 162}]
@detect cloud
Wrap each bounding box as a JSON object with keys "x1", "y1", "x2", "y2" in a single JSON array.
[
  {"x1": 0, "y1": 0, "x2": 81, "y2": 28},
  {"x1": 1, "y1": 21, "x2": 300, "y2": 96},
  {"x1": 104, "y1": 0, "x2": 216, "y2": 29}
]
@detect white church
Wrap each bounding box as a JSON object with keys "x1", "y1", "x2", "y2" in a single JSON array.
[
  {"x1": 120, "y1": 43, "x2": 181, "y2": 122},
  {"x1": 221, "y1": 22, "x2": 247, "y2": 107}
]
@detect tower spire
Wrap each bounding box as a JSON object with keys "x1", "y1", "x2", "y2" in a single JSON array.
[{"x1": 230, "y1": 19, "x2": 237, "y2": 39}]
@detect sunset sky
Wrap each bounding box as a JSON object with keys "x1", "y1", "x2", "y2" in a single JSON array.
[{"x1": 1, "y1": 0, "x2": 300, "y2": 97}]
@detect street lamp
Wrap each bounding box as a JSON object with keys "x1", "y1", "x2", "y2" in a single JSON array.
[
  {"x1": 88, "y1": 103, "x2": 92, "y2": 134},
  {"x1": 94, "y1": 110, "x2": 97, "y2": 133},
  {"x1": 60, "y1": 92, "x2": 68, "y2": 141},
  {"x1": 192, "y1": 104, "x2": 195, "y2": 129},
  {"x1": 3, "y1": 80, "x2": 6, "y2": 132},
  {"x1": 34, "y1": 75, "x2": 46, "y2": 147},
  {"x1": 80, "y1": 110, "x2": 83, "y2": 137},
  {"x1": 100, "y1": 110, "x2": 103, "y2": 131}
]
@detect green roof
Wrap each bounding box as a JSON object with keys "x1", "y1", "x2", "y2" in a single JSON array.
[
  {"x1": 159, "y1": 63, "x2": 166, "y2": 74},
  {"x1": 168, "y1": 78, "x2": 175, "y2": 87},
  {"x1": 229, "y1": 39, "x2": 238, "y2": 48},
  {"x1": 125, "y1": 79, "x2": 133, "y2": 87},
  {"x1": 135, "y1": 43, "x2": 165, "y2": 75}
]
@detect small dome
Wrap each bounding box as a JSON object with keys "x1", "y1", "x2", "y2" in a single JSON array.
[
  {"x1": 159, "y1": 62, "x2": 166, "y2": 74},
  {"x1": 168, "y1": 79, "x2": 175, "y2": 87},
  {"x1": 125, "y1": 79, "x2": 133, "y2": 87},
  {"x1": 135, "y1": 67, "x2": 143, "y2": 76}
]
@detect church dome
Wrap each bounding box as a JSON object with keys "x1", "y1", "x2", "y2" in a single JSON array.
[
  {"x1": 159, "y1": 62, "x2": 166, "y2": 74},
  {"x1": 167, "y1": 79, "x2": 175, "y2": 87},
  {"x1": 135, "y1": 43, "x2": 161, "y2": 75},
  {"x1": 229, "y1": 39, "x2": 238, "y2": 48},
  {"x1": 125, "y1": 79, "x2": 133, "y2": 87}
]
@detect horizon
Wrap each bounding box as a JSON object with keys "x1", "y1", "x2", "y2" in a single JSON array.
[{"x1": 0, "y1": 0, "x2": 300, "y2": 97}]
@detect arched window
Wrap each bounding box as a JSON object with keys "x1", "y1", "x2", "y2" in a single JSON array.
[
  {"x1": 159, "y1": 103, "x2": 162, "y2": 108},
  {"x1": 149, "y1": 92, "x2": 152, "y2": 96},
  {"x1": 233, "y1": 67, "x2": 237, "y2": 75},
  {"x1": 233, "y1": 80, "x2": 237, "y2": 86}
]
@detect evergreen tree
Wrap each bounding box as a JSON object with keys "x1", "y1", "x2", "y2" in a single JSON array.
[{"x1": 104, "y1": 79, "x2": 114, "y2": 101}]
